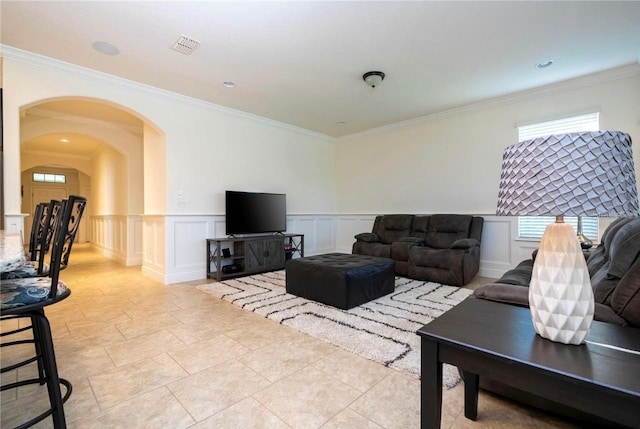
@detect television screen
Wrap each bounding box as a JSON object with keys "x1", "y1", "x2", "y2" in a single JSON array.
[{"x1": 225, "y1": 191, "x2": 287, "y2": 235}]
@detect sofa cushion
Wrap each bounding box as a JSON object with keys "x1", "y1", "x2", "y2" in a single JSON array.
[
  {"x1": 610, "y1": 258, "x2": 640, "y2": 327},
  {"x1": 496, "y1": 259, "x2": 533, "y2": 286},
  {"x1": 425, "y1": 214, "x2": 473, "y2": 249},
  {"x1": 391, "y1": 241, "x2": 413, "y2": 262},
  {"x1": 607, "y1": 218, "x2": 640, "y2": 279},
  {"x1": 411, "y1": 247, "x2": 464, "y2": 269},
  {"x1": 591, "y1": 264, "x2": 619, "y2": 305},
  {"x1": 378, "y1": 215, "x2": 414, "y2": 244},
  {"x1": 355, "y1": 232, "x2": 379, "y2": 243},
  {"x1": 382, "y1": 214, "x2": 413, "y2": 230},
  {"x1": 594, "y1": 303, "x2": 628, "y2": 326},
  {"x1": 473, "y1": 284, "x2": 529, "y2": 307},
  {"x1": 586, "y1": 247, "x2": 606, "y2": 277},
  {"x1": 603, "y1": 217, "x2": 634, "y2": 260},
  {"x1": 352, "y1": 242, "x2": 391, "y2": 259},
  {"x1": 411, "y1": 215, "x2": 430, "y2": 240},
  {"x1": 451, "y1": 238, "x2": 480, "y2": 249}
]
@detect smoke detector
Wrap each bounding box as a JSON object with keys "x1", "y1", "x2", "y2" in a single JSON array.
[{"x1": 171, "y1": 35, "x2": 201, "y2": 55}]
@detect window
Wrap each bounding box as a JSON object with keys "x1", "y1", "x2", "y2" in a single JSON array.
[
  {"x1": 518, "y1": 112, "x2": 599, "y2": 141},
  {"x1": 517, "y1": 113, "x2": 599, "y2": 240},
  {"x1": 33, "y1": 172, "x2": 66, "y2": 183},
  {"x1": 518, "y1": 216, "x2": 598, "y2": 239}
]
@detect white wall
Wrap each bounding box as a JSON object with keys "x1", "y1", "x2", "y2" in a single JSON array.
[
  {"x1": 335, "y1": 70, "x2": 640, "y2": 214},
  {"x1": 91, "y1": 145, "x2": 128, "y2": 215},
  {"x1": 2, "y1": 48, "x2": 337, "y2": 283},
  {"x1": 334, "y1": 69, "x2": 640, "y2": 276},
  {"x1": 161, "y1": 103, "x2": 336, "y2": 216}
]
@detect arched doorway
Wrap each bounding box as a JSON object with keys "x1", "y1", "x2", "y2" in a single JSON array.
[{"x1": 20, "y1": 98, "x2": 149, "y2": 266}]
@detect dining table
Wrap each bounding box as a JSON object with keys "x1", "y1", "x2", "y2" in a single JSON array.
[{"x1": 0, "y1": 230, "x2": 27, "y2": 273}]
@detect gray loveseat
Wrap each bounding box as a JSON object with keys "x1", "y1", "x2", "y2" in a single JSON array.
[{"x1": 352, "y1": 214, "x2": 484, "y2": 286}]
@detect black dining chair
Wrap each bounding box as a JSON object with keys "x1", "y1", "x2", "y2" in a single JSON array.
[
  {"x1": 2, "y1": 200, "x2": 62, "y2": 280},
  {"x1": 1, "y1": 195, "x2": 87, "y2": 428},
  {"x1": 27, "y1": 202, "x2": 47, "y2": 258}
]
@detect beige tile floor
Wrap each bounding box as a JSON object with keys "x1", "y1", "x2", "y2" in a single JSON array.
[{"x1": 1, "y1": 244, "x2": 580, "y2": 428}]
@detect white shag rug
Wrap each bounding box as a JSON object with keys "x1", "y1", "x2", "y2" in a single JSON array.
[{"x1": 197, "y1": 270, "x2": 472, "y2": 388}]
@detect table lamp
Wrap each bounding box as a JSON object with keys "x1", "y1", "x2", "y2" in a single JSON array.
[{"x1": 496, "y1": 131, "x2": 639, "y2": 345}]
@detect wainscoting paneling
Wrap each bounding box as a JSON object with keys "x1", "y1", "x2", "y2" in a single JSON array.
[
  {"x1": 90, "y1": 213, "x2": 525, "y2": 285},
  {"x1": 285, "y1": 215, "x2": 336, "y2": 255},
  {"x1": 166, "y1": 217, "x2": 211, "y2": 284},
  {"x1": 142, "y1": 216, "x2": 165, "y2": 283},
  {"x1": 165, "y1": 215, "x2": 220, "y2": 284},
  {"x1": 477, "y1": 216, "x2": 515, "y2": 279},
  {"x1": 90, "y1": 215, "x2": 143, "y2": 266},
  {"x1": 334, "y1": 215, "x2": 377, "y2": 254}
]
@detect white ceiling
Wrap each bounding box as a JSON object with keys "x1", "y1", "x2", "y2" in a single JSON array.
[{"x1": 2, "y1": 1, "x2": 640, "y2": 138}]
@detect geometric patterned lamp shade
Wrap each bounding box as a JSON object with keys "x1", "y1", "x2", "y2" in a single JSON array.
[
  {"x1": 496, "y1": 131, "x2": 640, "y2": 345},
  {"x1": 497, "y1": 131, "x2": 640, "y2": 217}
]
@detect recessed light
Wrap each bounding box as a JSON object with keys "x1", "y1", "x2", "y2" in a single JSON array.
[
  {"x1": 60, "y1": 138, "x2": 70, "y2": 143},
  {"x1": 223, "y1": 81, "x2": 236, "y2": 88},
  {"x1": 337, "y1": 122, "x2": 346, "y2": 126},
  {"x1": 536, "y1": 60, "x2": 554, "y2": 69},
  {"x1": 92, "y1": 41, "x2": 120, "y2": 56}
]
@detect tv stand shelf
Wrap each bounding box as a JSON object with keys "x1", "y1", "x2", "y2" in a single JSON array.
[{"x1": 206, "y1": 233, "x2": 304, "y2": 281}]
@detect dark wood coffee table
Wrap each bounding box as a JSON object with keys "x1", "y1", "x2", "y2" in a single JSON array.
[{"x1": 417, "y1": 298, "x2": 640, "y2": 428}]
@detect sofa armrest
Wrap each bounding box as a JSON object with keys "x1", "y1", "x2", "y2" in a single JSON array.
[
  {"x1": 451, "y1": 238, "x2": 480, "y2": 250},
  {"x1": 594, "y1": 303, "x2": 628, "y2": 326},
  {"x1": 354, "y1": 232, "x2": 380, "y2": 243},
  {"x1": 473, "y1": 283, "x2": 529, "y2": 307},
  {"x1": 398, "y1": 236, "x2": 425, "y2": 245}
]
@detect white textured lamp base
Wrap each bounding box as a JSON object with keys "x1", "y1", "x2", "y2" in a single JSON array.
[{"x1": 529, "y1": 221, "x2": 594, "y2": 345}]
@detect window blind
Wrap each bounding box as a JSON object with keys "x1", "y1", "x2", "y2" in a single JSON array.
[
  {"x1": 518, "y1": 216, "x2": 599, "y2": 240},
  {"x1": 516, "y1": 112, "x2": 600, "y2": 240},
  {"x1": 518, "y1": 112, "x2": 599, "y2": 141}
]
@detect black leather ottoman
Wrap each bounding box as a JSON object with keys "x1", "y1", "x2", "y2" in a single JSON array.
[{"x1": 285, "y1": 253, "x2": 395, "y2": 310}]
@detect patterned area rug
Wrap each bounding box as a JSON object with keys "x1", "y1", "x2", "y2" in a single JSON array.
[{"x1": 197, "y1": 270, "x2": 472, "y2": 387}]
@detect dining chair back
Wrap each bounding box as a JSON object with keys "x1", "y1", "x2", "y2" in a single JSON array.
[
  {"x1": 55, "y1": 198, "x2": 85, "y2": 271},
  {"x1": 2, "y1": 200, "x2": 62, "y2": 280},
  {"x1": 27, "y1": 202, "x2": 47, "y2": 259},
  {"x1": 0, "y1": 195, "x2": 87, "y2": 428},
  {"x1": 36, "y1": 199, "x2": 62, "y2": 274}
]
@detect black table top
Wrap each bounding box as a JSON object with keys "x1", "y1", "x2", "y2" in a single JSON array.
[{"x1": 417, "y1": 298, "x2": 640, "y2": 397}]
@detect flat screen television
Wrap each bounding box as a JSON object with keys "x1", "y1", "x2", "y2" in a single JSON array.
[{"x1": 225, "y1": 191, "x2": 286, "y2": 235}]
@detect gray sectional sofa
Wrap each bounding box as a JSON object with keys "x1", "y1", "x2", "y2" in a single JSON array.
[
  {"x1": 474, "y1": 216, "x2": 640, "y2": 327},
  {"x1": 352, "y1": 214, "x2": 484, "y2": 286}
]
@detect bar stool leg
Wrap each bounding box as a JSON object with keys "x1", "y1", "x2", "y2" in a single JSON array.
[{"x1": 34, "y1": 311, "x2": 68, "y2": 429}]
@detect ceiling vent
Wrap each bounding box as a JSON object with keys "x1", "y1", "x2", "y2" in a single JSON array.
[{"x1": 171, "y1": 35, "x2": 201, "y2": 55}]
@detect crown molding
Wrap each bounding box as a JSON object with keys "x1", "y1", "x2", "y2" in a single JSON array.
[
  {"x1": 338, "y1": 62, "x2": 640, "y2": 142},
  {"x1": 4, "y1": 45, "x2": 637, "y2": 144},
  {"x1": 1, "y1": 45, "x2": 334, "y2": 142}
]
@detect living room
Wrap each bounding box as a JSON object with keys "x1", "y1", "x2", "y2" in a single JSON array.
[
  {"x1": 1, "y1": 1, "x2": 640, "y2": 428},
  {"x1": 3, "y1": 3, "x2": 639, "y2": 286}
]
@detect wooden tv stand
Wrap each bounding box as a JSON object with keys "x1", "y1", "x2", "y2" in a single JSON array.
[{"x1": 206, "y1": 233, "x2": 304, "y2": 281}]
